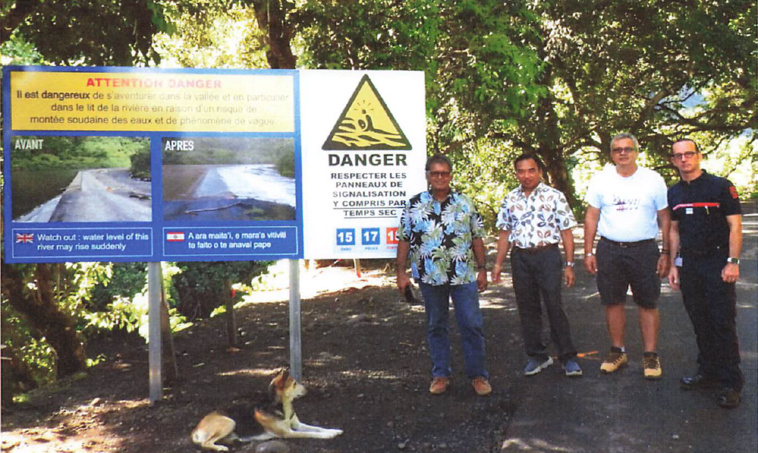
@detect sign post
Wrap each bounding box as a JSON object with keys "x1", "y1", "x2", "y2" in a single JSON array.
[
  {"x1": 289, "y1": 260, "x2": 302, "y2": 381},
  {"x1": 147, "y1": 261, "x2": 162, "y2": 403}
]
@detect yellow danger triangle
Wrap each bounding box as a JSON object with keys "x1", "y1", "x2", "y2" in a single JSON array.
[{"x1": 322, "y1": 75, "x2": 412, "y2": 151}]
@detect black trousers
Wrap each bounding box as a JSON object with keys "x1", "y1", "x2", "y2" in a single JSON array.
[
  {"x1": 511, "y1": 246, "x2": 577, "y2": 361},
  {"x1": 679, "y1": 255, "x2": 743, "y2": 391}
]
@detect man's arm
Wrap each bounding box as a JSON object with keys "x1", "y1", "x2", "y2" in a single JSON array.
[
  {"x1": 560, "y1": 228, "x2": 575, "y2": 287},
  {"x1": 656, "y1": 208, "x2": 671, "y2": 277},
  {"x1": 491, "y1": 230, "x2": 511, "y2": 284},
  {"x1": 583, "y1": 206, "x2": 600, "y2": 274},
  {"x1": 396, "y1": 240, "x2": 412, "y2": 293},
  {"x1": 722, "y1": 214, "x2": 742, "y2": 283},
  {"x1": 668, "y1": 220, "x2": 680, "y2": 290},
  {"x1": 472, "y1": 237, "x2": 488, "y2": 292}
]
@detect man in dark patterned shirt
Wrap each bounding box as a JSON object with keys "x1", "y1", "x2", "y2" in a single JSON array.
[
  {"x1": 396, "y1": 154, "x2": 491, "y2": 396},
  {"x1": 492, "y1": 153, "x2": 582, "y2": 377}
]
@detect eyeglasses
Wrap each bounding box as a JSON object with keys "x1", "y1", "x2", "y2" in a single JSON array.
[
  {"x1": 427, "y1": 171, "x2": 451, "y2": 178},
  {"x1": 670, "y1": 151, "x2": 697, "y2": 160},
  {"x1": 611, "y1": 147, "x2": 636, "y2": 154}
]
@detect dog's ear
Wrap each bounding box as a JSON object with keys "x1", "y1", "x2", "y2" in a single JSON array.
[{"x1": 270, "y1": 368, "x2": 288, "y2": 391}]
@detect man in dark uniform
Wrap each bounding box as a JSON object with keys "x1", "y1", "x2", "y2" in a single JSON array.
[{"x1": 667, "y1": 138, "x2": 744, "y2": 409}]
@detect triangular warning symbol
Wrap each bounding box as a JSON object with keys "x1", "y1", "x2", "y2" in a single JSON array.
[{"x1": 323, "y1": 75, "x2": 412, "y2": 151}]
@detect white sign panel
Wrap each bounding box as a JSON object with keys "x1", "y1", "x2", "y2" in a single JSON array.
[{"x1": 300, "y1": 70, "x2": 426, "y2": 259}]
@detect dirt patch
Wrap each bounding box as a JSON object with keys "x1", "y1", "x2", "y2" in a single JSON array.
[{"x1": 1, "y1": 263, "x2": 525, "y2": 453}]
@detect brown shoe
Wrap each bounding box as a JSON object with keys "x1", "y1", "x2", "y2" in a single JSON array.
[
  {"x1": 429, "y1": 377, "x2": 449, "y2": 395},
  {"x1": 471, "y1": 377, "x2": 492, "y2": 396}
]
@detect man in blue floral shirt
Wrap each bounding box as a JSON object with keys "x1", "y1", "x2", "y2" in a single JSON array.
[
  {"x1": 396, "y1": 154, "x2": 491, "y2": 396},
  {"x1": 491, "y1": 153, "x2": 582, "y2": 377}
]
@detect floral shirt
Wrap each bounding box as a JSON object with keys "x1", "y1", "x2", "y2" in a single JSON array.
[
  {"x1": 496, "y1": 183, "x2": 577, "y2": 248},
  {"x1": 398, "y1": 190, "x2": 486, "y2": 286}
]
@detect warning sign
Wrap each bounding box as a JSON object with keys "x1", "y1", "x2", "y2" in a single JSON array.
[{"x1": 322, "y1": 75, "x2": 412, "y2": 151}]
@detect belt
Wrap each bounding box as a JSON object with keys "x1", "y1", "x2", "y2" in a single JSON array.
[
  {"x1": 681, "y1": 245, "x2": 725, "y2": 258},
  {"x1": 514, "y1": 243, "x2": 559, "y2": 254},
  {"x1": 600, "y1": 237, "x2": 655, "y2": 248}
]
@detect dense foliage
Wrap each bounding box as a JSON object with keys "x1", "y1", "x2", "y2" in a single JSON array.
[
  {"x1": 0, "y1": 0, "x2": 755, "y2": 403},
  {"x1": 11, "y1": 136, "x2": 148, "y2": 171}
]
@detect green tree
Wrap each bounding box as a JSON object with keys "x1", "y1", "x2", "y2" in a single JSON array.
[
  {"x1": 488, "y1": 0, "x2": 756, "y2": 204},
  {"x1": 1, "y1": 0, "x2": 172, "y2": 65}
]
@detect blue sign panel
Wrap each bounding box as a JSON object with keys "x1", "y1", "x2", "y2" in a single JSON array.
[{"x1": 3, "y1": 65, "x2": 303, "y2": 263}]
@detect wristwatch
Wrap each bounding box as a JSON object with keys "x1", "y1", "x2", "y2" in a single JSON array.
[
  {"x1": 727, "y1": 257, "x2": 740, "y2": 265},
  {"x1": 565, "y1": 261, "x2": 575, "y2": 268}
]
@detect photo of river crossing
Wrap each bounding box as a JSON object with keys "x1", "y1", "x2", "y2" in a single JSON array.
[
  {"x1": 162, "y1": 137, "x2": 296, "y2": 221},
  {"x1": 11, "y1": 136, "x2": 152, "y2": 222}
]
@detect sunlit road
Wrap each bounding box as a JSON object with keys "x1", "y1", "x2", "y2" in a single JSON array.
[{"x1": 494, "y1": 201, "x2": 757, "y2": 453}]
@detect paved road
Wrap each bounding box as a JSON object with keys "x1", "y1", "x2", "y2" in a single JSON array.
[
  {"x1": 492, "y1": 201, "x2": 757, "y2": 453},
  {"x1": 20, "y1": 168, "x2": 152, "y2": 222}
]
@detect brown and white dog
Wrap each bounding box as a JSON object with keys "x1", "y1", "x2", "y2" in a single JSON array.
[{"x1": 191, "y1": 369, "x2": 343, "y2": 451}]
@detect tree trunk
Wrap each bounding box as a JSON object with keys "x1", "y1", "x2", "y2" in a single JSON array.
[
  {"x1": 533, "y1": 66, "x2": 580, "y2": 209},
  {"x1": 1, "y1": 264, "x2": 87, "y2": 378},
  {"x1": 223, "y1": 278, "x2": 238, "y2": 348},
  {"x1": 541, "y1": 151, "x2": 578, "y2": 209},
  {"x1": 251, "y1": 0, "x2": 297, "y2": 69}
]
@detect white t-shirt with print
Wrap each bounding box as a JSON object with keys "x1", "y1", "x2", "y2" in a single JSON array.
[{"x1": 585, "y1": 165, "x2": 668, "y2": 242}]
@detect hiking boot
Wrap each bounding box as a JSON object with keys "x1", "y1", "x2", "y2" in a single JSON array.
[
  {"x1": 471, "y1": 377, "x2": 492, "y2": 396},
  {"x1": 563, "y1": 358, "x2": 583, "y2": 377},
  {"x1": 717, "y1": 388, "x2": 741, "y2": 409},
  {"x1": 429, "y1": 377, "x2": 449, "y2": 395},
  {"x1": 524, "y1": 356, "x2": 553, "y2": 376},
  {"x1": 600, "y1": 348, "x2": 628, "y2": 374},
  {"x1": 680, "y1": 374, "x2": 719, "y2": 390},
  {"x1": 643, "y1": 353, "x2": 662, "y2": 380}
]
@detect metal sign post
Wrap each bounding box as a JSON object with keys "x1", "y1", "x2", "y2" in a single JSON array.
[
  {"x1": 148, "y1": 261, "x2": 163, "y2": 403},
  {"x1": 289, "y1": 260, "x2": 302, "y2": 381}
]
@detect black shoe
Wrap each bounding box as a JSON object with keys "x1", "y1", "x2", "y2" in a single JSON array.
[
  {"x1": 679, "y1": 374, "x2": 718, "y2": 390},
  {"x1": 717, "y1": 388, "x2": 741, "y2": 409}
]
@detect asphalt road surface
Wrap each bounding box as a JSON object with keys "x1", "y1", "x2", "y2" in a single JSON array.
[
  {"x1": 495, "y1": 201, "x2": 757, "y2": 453},
  {"x1": 19, "y1": 168, "x2": 151, "y2": 223}
]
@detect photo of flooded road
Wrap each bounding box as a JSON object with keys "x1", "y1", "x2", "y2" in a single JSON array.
[
  {"x1": 11, "y1": 136, "x2": 152, "y2": 223},
  {"x1": 162, "y1": 137, "x2": 296, "y2": 221}
]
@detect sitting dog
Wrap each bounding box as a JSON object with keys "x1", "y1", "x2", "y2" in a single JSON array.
[{"x1": 191, "y1": 369, "x2": 343, "y2": 451}]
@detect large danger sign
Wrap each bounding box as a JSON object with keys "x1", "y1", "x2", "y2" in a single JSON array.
[
  {"x1": 2, "y1": 67, "x2": 426, "y2": 263},
  {"x1": 301, "y1": 70, "x2": 426, "y2": 259}
]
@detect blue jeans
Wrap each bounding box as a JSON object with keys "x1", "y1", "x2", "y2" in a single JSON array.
[{"x1": 419, "y1": 281, "x2": 488, "y2": 379}]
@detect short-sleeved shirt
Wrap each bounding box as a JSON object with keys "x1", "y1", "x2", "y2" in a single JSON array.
[
  {"x1": 668, "y1": 170, "x2": 741, "y2": 252},
  {"x1": 496, "y1": 183, "x2": 577, "y2": 248},
  {"x1": 585, "y1": 165, "x2": 668, "y2": 242},
  {"x1": 398, "y1": 190, "x2": 485, "y2": 286}
]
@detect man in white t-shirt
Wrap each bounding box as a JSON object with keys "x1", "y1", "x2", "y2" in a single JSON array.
[{"x1": 583, "y1": 133, "x2": 671, "y2": 380}]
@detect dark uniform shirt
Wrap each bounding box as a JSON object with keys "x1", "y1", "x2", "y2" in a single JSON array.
[{"x1": 668, "y1": 170, "x2": 741, "y2": 255}]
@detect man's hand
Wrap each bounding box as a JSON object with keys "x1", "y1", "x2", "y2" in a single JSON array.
[
  {"x1": 477, "y1": 269, "x2": 488, "y2": 292},
  {"x1": 584, "y1": 255, "x2": 598, "y2": 275},
  {"x1": 668, "y1": 265, "x2": 680, "y2": 290},
  {"x1": 722, "y1": 263, "x2": 740, "y2": 284},
  {"x1": 397, "y1": 272, "x2": 412, "y2": 294},
  {"x1": 564, "y1": 267, "x2": 575, "y2": 287},
  {"x1": 656, "y1": 254, "x2": 670, "y2": 278},
  {"x1": 490, "y1": 263, "x2": 503, "y2": 284}
]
